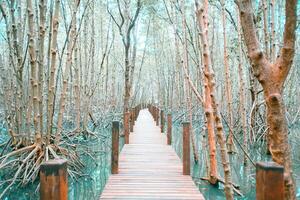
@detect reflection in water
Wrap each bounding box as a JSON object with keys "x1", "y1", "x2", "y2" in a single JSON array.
[
  {"x1": 1, "y1": 123, "x2": 299, "y2": 200},
  {"x1": 0, "y1": 125, "x2": 122, "y2": 200},
  {"x1": 172, "y1": 123, "x2": 300, "y2": 200},
  {"x1": 68, "y1": 129, "x2": 125, "y2": 200}
]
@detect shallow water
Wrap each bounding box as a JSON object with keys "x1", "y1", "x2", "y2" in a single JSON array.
[
  {"x1": 1, "y1": 122, "x2": 299, "y2": 199},
  {"x1": 171, "y1": 123, "x2": 300, "y2": 200},
  {"x1": 0, "y1": 126, "x2": 118, "y2": 200}
]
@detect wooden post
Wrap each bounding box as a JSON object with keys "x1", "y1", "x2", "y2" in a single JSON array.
[
  {"x1": 167, "y1": 113, "x2": 172, "y2": 145},
  {"x1": 160, "y1": 110, "x2": 164, "y2": 133},
  {"x1": 130, "y1": 110, "x2": 134, "y2": 132},
  {"x1": 40, "y1": 159, "x2": 68, "y2": 200},
  {"x1": 133, "y1": 108, "x2": 136, "y2": 126},
  {"x1": 111, "y1": 121, "x2": 120, "y2": 174},
  {"x1": 124, "y1": 111, "x2": 130, "y2": 144},
  {"x1": 156, "y1": 107, "x2": 159, "y2": 126},
  {"x1": 136, "y1": 105, "x2": 139, "y2": 120},
  {"x1": 182, "y1": 122, "x2": 190, "y2": 175},
  {"x1": 256, "y1": 162, "x2": 284, "y2": 200},
  {"x1": 134, "y1": 107, "x2": 137, "y2": 121},
  {"x1": 136, "y1": 106, "x2": 139, "y2": 119},
  {"x1": 149, "y1": 105, "x2": 152, "y2": 117},
  {"x1": 152, "y1": 106, "x2": 155, "y2": 119}
]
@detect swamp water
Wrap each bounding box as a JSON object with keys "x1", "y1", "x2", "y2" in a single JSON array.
[
  {"x1": 0, "y1": 123, "x2": 299, "y2": 199},
  {"x1": 172, "y1": 123, "x2": 300, "y2": 200},
  {"x1": 0, "y1": 124, "x2": 121, "y2": 200}
]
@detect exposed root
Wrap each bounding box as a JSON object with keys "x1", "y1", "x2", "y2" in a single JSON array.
[
  {"x1": 198, "y1": 176, "x2": 243, "y2": 196},
  {"x1": 0, "y1": 140, "x2": 86, "y2": 198}
]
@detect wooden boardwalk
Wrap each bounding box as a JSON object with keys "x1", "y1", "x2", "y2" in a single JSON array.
[{"x1": 100, "y1": 109, "x2": 204, "y2": 200}]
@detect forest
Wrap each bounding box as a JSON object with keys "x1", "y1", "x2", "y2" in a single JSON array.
[{"x1": 0, "y1": 0, "x2": 299, "y2": 199}]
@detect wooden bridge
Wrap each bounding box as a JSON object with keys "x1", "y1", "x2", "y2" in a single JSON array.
[
  {"x1": 39, "y1": 105, "x2": 285, "y2": 200},
  {"x1": 100, "y1": 108, "x2": 205, "y2": 199}
]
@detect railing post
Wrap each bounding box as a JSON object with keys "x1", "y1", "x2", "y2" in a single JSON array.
[
  {"x1": 167, "y1": 113, "x2": 172, "y2": 145},
  {"x1": 156, "y1": 107, "x2": 159, "y2": 126},
  {"x1": 182, "y1": 122, "x2": 190, "y2": 175},
  {"x1": 137, "y1": 105, "x2": 140, "y2": 119},
  {"x1": 130, "y1": 109, "x2": 134, "y2": 133},
  {"x1": 149, "y1": 105, "x2": 152, "y2": 117},
  {"x1": 152, "y1": 106, "x2": 155, "y2": 119},
  {"x1": 111, "y1": 121, "x2": 120, "y2": 174},
  {"x1": 256, "y1": 162, "x2": 284, "y2": 200},
  {"x1": 133, "y1": 107, "x2": 136, "y2": 125},
  {"x1": 160, "y1": 110, "x2": 164, "y2": 133},
  {"x1": 124, "y1": 111, "x2": 130, "y2": 144},
  {"x1": 134, "y1": 106, "x2": 138, "y2": 121},
  {"x1": 40, "y1": 159, "x2": 68, "y2": 200}
]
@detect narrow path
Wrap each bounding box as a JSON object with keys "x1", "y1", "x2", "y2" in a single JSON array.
[{"x1": 100, "y1": 109, "x2": 204, "y2": 200}]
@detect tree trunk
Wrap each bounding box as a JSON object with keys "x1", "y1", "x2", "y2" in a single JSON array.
[
  {"x1": 56, "y1": 1, "x2": 79, "y2": 142},
  {"x1": 27, "y1": 0, "x2": 41, "y2": 144},
  {"x1": 237, "y1": 0, "x2": 297, "y2": 198},
  {"x1": 262, "y1": 0, "x2": 270, "y2": 59},
  {"x1": 236, "y1": 9, "x2": 248, "y2": 165},
  {"x1": 270, "y1": 0, "x2": 276, "y2": 62},
  {"x1": 124, "y1": 53, "x2": 131, "y2": 113},
  {"x1": 74, "y1": 43, "x2": 81, "y2": 132},
  {"x1": 180, "y1": 0, "x2": 199, "y2": 164},
  {"x1": 196, "y1": 1, "x2": 234, "y2": 198},
  {"x1": 46, "y1": 0, "x2": 60, "y2": 145},
  {"x1": 221, "y1": 0, "x2": 235, "y2": 153},
  {"x1": 37, "y1": 0, "x2": 46, "y2": 135}
]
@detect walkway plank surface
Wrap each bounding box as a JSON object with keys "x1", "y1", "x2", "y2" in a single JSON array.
[{"x1": 100, "y1": 109, "x2": 204, "y2": 200}]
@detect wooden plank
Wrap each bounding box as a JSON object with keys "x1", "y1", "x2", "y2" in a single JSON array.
[{"x1": 100, "y1": 109, "x2": 204, "y2": 200}]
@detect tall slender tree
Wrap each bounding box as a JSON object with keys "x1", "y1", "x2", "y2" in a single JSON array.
[
  {"x1": 108, "y1": 0, "x2": 142, "y2": 113},
  {"x1": 195, "y1": 0, "x2": 234, "y2": 199}
]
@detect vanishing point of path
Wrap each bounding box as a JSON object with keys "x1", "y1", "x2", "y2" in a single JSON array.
[{"x1": 100, "y1": 109, "x2": 205, "y2": 200}]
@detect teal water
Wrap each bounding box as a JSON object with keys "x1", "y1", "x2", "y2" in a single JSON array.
[
  {"x1": 171, "y1": 122, "x2": 300, "y2": 200},
  {"x1": 0, "y1": 121, "x2": 299, "y2": 199},
  {"x1": 0, "y1": 123, "x2": 123, "y2": 200}
]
